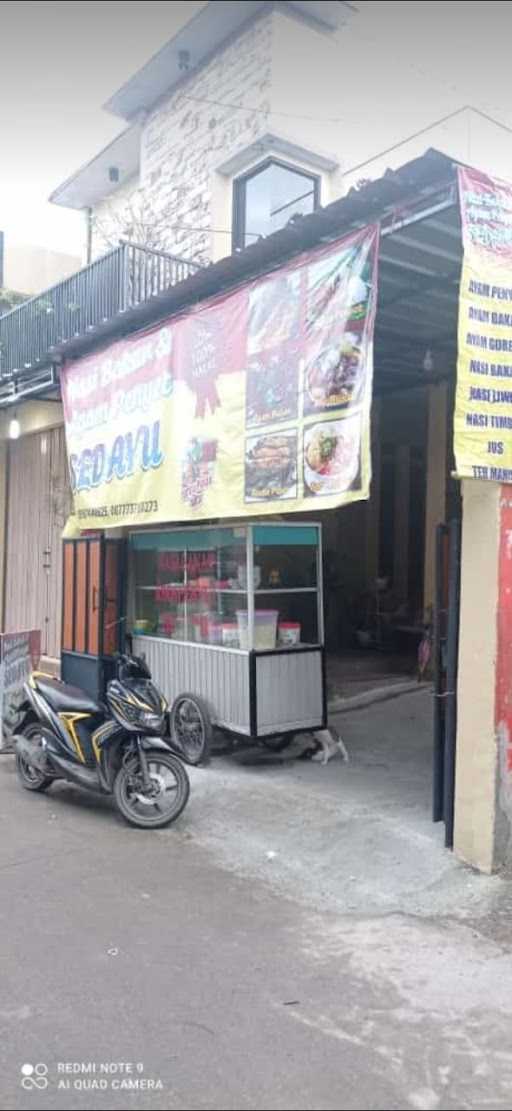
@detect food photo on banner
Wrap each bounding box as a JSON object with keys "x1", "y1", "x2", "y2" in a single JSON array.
[
  {"x1": 455, "y1": 166, "x2": 512, "y2": 483},
  {"x1": 60, "y1": 224, "x2": 380, "y2": 529}
]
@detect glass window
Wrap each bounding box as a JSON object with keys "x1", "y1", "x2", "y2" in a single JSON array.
[
  {"x1": 129, "y1": 527, "x2": 248, "y2": 648},
  {"x1": 252, "y1": 525, "x2": 321, "y2": 646},
  {"x1": 233, "y1": 159, "x2": 319, "y2": 251}
]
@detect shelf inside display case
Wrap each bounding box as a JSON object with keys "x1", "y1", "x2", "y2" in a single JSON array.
[
  {"x1": 136, "y1": 586, "x2": 248, "y2": 593},
  {"x1": 254, "y1": 588, "x2": 317, "y2": 594}
]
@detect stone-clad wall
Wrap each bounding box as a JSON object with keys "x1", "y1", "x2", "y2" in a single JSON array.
[
  {"x1": 92, "y1": 175, "x2": 142, "y2": 258},
  {"x1": 91, "y1": 11, "x2": 273, "y2": 264}
]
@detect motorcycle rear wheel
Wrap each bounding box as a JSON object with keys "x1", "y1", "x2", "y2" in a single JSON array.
[
  {"x1": 113, "y1": 750, "x2": 190, "y2": 829},
  {"x1": 16, "y1": 724, "x2": 54, "y2": 792}
]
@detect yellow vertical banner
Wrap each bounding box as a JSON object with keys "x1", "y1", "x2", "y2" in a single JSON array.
[{"x1": 455, "y1": 167, "x2": 512, "y2": 481}]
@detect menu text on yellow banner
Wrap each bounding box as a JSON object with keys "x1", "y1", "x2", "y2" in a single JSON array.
[{"x1": 455, "y1": 167, "x2": 512, "y2": 482}]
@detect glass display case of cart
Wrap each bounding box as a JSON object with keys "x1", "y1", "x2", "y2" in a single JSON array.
[{"x1": 128, "y1": 523, "x2": 322, "y2": 651}]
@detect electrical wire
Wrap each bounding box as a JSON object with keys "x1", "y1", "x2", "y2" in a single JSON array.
[
  {"x1": 175, "y1": 9, "x2": 512, "y2": 137},
  {"x1": 340, "y1": 104, "x2": 512, "y2": 180},
  {"x1": 167, "y1": 224, "x2": 254, "y2": 239},
  {"x1": 177, "y1": 23, "x2": 472, "y2": 128},
  {"x1": 345, "y1": 13, "x2": 512, "y2": 126},
  {"x1": 180, "y1": 93, "x2": 344, "y2": 126}
]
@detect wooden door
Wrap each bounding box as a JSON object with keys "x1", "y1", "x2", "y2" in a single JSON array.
[{"x1": 62, "y1": 537, "x2": 124, "y2": 658}]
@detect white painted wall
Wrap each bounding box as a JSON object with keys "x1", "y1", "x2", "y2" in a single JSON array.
[
  {"x1": 455, "y1": 480, "x2": 501, "y2": 873},
  {"x1": 269, "y1": 8, "x2": 346, "y2": 200}
]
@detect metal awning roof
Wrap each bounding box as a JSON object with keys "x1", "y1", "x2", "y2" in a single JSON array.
[{"x1": 47, "y1": 147, "x2": 462, "y2": 396}]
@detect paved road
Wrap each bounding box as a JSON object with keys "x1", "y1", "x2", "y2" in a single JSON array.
[{"x1": 1, "y1": 717, "x2": 512, "y2": 1111}]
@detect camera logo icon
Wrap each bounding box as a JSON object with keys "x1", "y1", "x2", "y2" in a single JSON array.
[{"x1": 21, "y1": 1063, "x2": 49, "y2": 1091}]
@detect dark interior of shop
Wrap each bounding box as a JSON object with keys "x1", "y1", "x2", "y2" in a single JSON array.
[{"x1": 318, "y1": 152, "x2": 464, "y2": 698}]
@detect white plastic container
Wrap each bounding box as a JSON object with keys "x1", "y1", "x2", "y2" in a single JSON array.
[{"x1": 236, "y1": 609, "x2": 278, "y2": 650}]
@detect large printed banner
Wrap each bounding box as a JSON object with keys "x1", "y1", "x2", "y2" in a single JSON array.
[
  {"x1": 455, "y1": 167, "x2": 512, "y2": 482},
  {"x1": 62, "y1": 226, "x2": 379, "y2": 529}
]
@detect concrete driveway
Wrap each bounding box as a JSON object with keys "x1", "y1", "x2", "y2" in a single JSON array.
[{"x1": 186, "y1": 688, "x2": 494, "y2": 918}]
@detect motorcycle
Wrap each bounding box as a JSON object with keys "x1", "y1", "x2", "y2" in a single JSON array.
[{"x1": 13, "y1": 653, "x2": 190, "y2": 829}]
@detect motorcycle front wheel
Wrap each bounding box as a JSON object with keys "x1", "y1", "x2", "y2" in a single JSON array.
[{"x1": 113, "y1": 750, "x2": 190, "y2": 829}]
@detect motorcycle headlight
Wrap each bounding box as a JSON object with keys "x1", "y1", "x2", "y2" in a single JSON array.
[{"x1": 140, "y1": 710, "x2": 163, "y2": 730}]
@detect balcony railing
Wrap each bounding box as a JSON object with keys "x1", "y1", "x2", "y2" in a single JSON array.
[{"x1": 0, "y1": 240, "x2": 201, "y2": 390}]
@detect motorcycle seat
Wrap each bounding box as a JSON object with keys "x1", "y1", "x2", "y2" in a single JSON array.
[{"x1": 33, "y1": 676, "x2": 102, "y2": 716}]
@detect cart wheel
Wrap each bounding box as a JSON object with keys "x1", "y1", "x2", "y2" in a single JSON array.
[
  {"x1": 261, "y1": 734, "x2": 293, "y2": 753},
  {"x1": 169, "y1": 693, "x2": 212, "y2": 766}
]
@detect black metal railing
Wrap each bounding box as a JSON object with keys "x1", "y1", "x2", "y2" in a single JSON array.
[{"x1": 0, "y1": 241, "x2": 201, "y2": 380}]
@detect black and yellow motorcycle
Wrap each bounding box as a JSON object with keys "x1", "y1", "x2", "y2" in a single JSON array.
[{"x1": 14, "y1": 653, "x2": 190, "y2": 829}]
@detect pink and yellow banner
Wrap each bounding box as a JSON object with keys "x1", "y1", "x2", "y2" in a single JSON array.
[
  {"x1": 455, "y1": 166, "x2": 512, "y2": 481},
  {"x1": 61, "y1": 225, "x2": 379, "y2": 529}
]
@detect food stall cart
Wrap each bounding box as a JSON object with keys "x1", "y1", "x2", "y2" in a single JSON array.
[{"x1": 128, "y1": 520, "x2": 327, "y2": 760}]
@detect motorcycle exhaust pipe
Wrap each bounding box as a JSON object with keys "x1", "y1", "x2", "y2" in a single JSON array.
[{"x1": 14, "y1": 734, "x2": 53, "y2": 774}]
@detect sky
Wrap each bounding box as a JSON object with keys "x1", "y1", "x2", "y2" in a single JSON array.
[
  {"x1": 0, "y1": 1, "x2": 204, "y2": 256},
  {"x1": 2, "y1": 1, "x2": 512, "y2": 260}
]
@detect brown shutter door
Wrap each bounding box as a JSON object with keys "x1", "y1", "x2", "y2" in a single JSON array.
[{"x1": 5, "y1": 425, "x2": 71, "y2": 659}]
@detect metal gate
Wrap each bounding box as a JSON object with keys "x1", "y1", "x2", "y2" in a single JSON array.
[{"x1": 433, "y1": 518, "x2": 461, "y2": 848}]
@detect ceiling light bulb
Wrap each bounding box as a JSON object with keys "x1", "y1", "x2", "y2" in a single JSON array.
[{"x1": 8, "y1": 417, "x2": 20, "y2": 440}]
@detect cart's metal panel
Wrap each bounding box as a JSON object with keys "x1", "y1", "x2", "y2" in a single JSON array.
[
  {"x1": 255, "y1": 650, "x2": 323, "y2": 735},
  {"x1": 132, "y1": 636, "x2": 251, "y2": 733}
]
